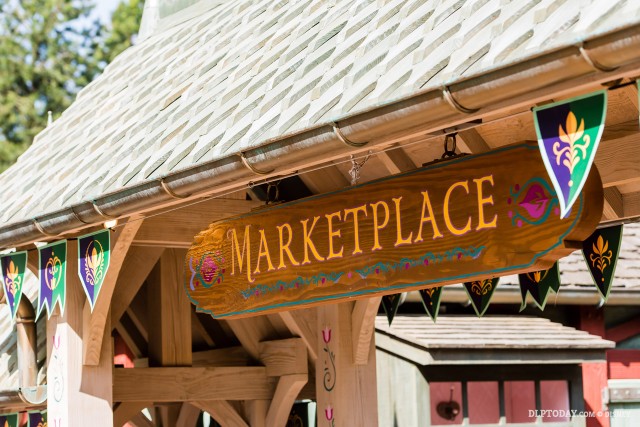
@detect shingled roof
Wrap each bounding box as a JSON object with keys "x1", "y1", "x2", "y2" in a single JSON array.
[{"x1": 0, "y1": 0, "x2": 639, "y2": 239}]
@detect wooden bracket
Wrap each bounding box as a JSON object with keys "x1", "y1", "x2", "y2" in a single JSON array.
[{"x1": 83, "y1": 218, "x2": 144, "y2": 366}]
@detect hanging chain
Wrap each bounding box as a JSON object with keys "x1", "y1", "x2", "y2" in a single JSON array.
[
  {"x1": 265, "y1": 180, "x2": 280, "y2": 204},
  {"x1": 349, "y1": 151, "x2": 372, "y2": 185},
  {"x1": 442, "y1": 133, "x2": 458, "y2": 159}
]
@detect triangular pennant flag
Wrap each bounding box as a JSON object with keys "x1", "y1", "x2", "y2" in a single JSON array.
[
  {"x1": 38, "y1": 240, "x2": 67, "y2": 319},
  {"x1": 418, "y1": 287, "x2": 443, "y2": 322},
  {"x1": 518, "y1": 262, "x2": 560, "y2": 310},
  {"x1": 381, "y1": 293, "x2": 402, "y2": 325},
  {"x1": 463, "y1": 278, "x2": 499, "y2": 317},
  {"x1": 78, "y1": 229, "x2": 111, "y2": 311},
  {"x1": 28, "y1": 411, "x2": 46, "y2": 427},
  {"x1": 582, "y1": 225, "x2": 623, "y2": 301},
  {"x1": 0, "y1": 251, "x2": 27, "y2": 321},
  {"x1": 0, "y1": 413, "x2": 19, "y2": 427},
  {"x1": 533, "y1": 90, "x2": 607, "y2": 218}
]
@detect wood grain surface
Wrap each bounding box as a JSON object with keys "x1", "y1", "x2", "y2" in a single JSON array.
[{"x1": 186, "y1": 142, "x2": 603, "y2": 318}]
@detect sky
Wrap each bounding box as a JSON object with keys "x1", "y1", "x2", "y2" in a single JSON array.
[{"x1": 91, "y1": 0, "x2": 124, "y2": 24}]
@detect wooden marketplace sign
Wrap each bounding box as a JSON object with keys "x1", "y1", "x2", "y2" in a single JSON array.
[{"x1": 185, "y1": 142, "x2": 603, "y2": 318}]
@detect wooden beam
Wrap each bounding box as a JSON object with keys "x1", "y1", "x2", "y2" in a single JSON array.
[
  {"x1": 113, "y1": 367, "x2": 276, "y2": 402},
  {"x1": 129, "y1": 413, "x2": 155, "y2": 427},
  {"x1": 244, "y1": 400, "x2": 268, "y2": 427},
  {"x1": 176, "y1": 403, "x2": 201, "y2": 427},
  {"x1": 457, "y1": 128, "x2": 491, "y2": 153},
  {"x1": 192, "y1": 310, "x2": 215, "y2": 348},
  {"x1": 299, "y1": 165, "x2": 349, "y2": 194},
  {"x1": 351, "y1": 296, "x2": 382, "y2": 365},
  {"x1": 194, "y1": 401, "x2": 248, "y2": 427},
  {"x1": 259, "y1": 338, "x2": 307, "y2": 377},
  {"x1": 147, "y1": 248, "x2": 192, "y2": 367},
  {"x1": 114, "y1": 402, "x2": 152, "y2": 427},
  {"x1": 265, "y1": 374, "x2": 308, "y2": 427},
  {"x1": 110, "y1": 247, "x2": 164, "y2": 324},
  {"x1": 623, "y1": 191, "x2": 640, "y2": 220},
  {"x1": 606, "y1": 317, "x2": 640, "y2": 343},
  {"x1": 376, "y1": 146, "x2": 416, "y2": 174},
  {"x1": 597, "y1": 121, "x2": 640, "y2": 188},
  {"x1": 278, "y1": 309, "x2": 318, "y2": 362},
  {"x1": 133, "y1": 199, "x2": 261, "y2": 248},
  {"x1": 225, "y1": 317, "x2": 278, "y2": 361},
  {"x1": 192, "y1": 346, "x2": 251, "y2": 367},
  {"x1": 83, "y1": 219, "x2": 144, "y2": 366},
  {"x1": 115, "y1": 316, "x2": 145, "y2": 359},
  {"x1": 602, "y1": 187, "x2": 624, "y2": 221}
]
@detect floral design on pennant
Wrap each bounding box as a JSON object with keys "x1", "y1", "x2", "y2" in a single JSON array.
[
  {"x1": 38, "y1": 240, "x2": 67, "y2": 319},
  {"x1": 471, "y1": 279, "x2": 493, "y2": 296},
  {"x1": 1, "y1": 252, "x2": 26, "y2": 321},
  {"x1": 533, "y1": 91, "x2": 607, "y2": 218},
  {"x1": 553, "y1": 111, "x2": 590, "y2": 187},
  {"x1": 582, "y1": 226, "x2": 623, "y2": 301},
  {"x1": 464, "y1": 278, "x2": 499, "y2": 317},
  {"x1": 78, "y1": 230, "x2": 110, "y2": 311},
  {"x1": 589, "y1": 236, "x2": 612, "y2": 280}
]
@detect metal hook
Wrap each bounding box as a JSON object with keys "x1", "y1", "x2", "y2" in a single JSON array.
[
  {"x1": 349, "y1": 151, "x2": 372, "y2": 186},
  {"x1": 442, "y1": 134, "x2": 458, "y2": 159},
  {"x1": 266, "y1": 181, "x2": 281, "y2": 205}
]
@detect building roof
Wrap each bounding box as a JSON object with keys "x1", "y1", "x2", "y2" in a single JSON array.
[
  {"x1": 0, "y1": 0, "x2": 639, "y2": 233},
  {"x1": 375, "y1": 314, "x2": 615, "y2": 365}
]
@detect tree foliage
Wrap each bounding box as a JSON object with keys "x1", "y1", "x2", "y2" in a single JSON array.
[{"x1": 0, "y1": 0, "x2": 144, "y2": 172}]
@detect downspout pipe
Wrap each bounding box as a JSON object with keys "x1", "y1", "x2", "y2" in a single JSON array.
[
  {"x1": 0, "y1": 289, "x2": 46, "y2": 408},
  {"x1": 0, "y1": 24, "x2": 639, "y2": 248}
]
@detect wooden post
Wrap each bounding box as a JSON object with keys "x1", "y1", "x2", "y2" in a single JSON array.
[
  {"x1": 579, "y1": 307, "x2": 609, "y2": 427},
  {"x1": 47, "y1": 240, "x2": 113, "y2": 426},
  {"x1": 147, "y1": 248, "x2": 193, "y2": 424},
  {"x1": 316, "y1": 302, "x2": 378, "y2": 426}
]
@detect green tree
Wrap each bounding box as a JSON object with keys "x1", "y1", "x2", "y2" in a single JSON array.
[
  {"x1": 0, "y1": 0, "x2": 144, "y2": 172},
  {"x1": 99, "y1": 0, "x2": 144, "y2": 63}
]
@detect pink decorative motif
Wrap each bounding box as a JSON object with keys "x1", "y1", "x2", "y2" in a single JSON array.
[
  {"x1": 518, "y1": 183, "x2": 550, "y2": 219},
  {"x1": 325, "y1": 405, "x2": 334, "y2": 420},
  {"x1": 201, "y1": 256, "x2": 217, "y2": 283},
  {"x1": 322, "y1": 326, "x2": 331, "y2": 344}
]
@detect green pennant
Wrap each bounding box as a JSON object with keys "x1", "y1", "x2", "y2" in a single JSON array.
[
  {"x1": 0, "y1": 251, "x2": 27, "y2": 321},
  {"x1": 463, "y1": 278, "x2": 499, "y2": 317},
  {"x1": 0, "y1": 413, "x2": 18, "y2": 427},
  {"x1": 418, "y1": 287, "x2": 443, "y2": 322},
  {"x1": 518, "y1": 262, "x2": 561, "y2": 310},
  {"x1": 582, "y1": 225, "x2": 623, "y2": 301},
  {"x1": 381, "y1": 293, "x2": 402, "y2": 325}
]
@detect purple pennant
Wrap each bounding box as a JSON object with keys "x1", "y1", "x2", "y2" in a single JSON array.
[
  {"x1": 533, "y1": 91, "x2": 606, "y2": 219},
  {"x1": 38, "y1": 240, "x2": 67, "y2": 319},
  {"x1": 28, "y1": 411, "x2": 46, "y2": 427}
]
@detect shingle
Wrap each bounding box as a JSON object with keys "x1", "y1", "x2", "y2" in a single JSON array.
[{"x1": 0, "y1": 0, "x2": 638, "y2": 227}]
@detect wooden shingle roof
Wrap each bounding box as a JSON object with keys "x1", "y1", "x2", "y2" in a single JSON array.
[{"x1": 0, "y1": 0, "x2": 638, "y2": 229}]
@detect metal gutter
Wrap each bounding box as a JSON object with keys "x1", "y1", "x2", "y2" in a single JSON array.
[{"x1": 1, "y1": 24, "x2": 640, "y2": 248}]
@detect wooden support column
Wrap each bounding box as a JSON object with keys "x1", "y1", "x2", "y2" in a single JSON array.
[
  {"x1": 579, "y1": 307, "x2": 609, "y2": 427},
  {"x1": 48, "y1": 239, "x2": 114, "y2": 426},
  {"x1": 147, "y1": 248, "x2": 192, "y2": 425},
  {"x1": 147, "y1": 248, "x2": 192, "y2": 367},
  {"x1": 316, "y1": 302, "x2": 378, "y2": 426}
]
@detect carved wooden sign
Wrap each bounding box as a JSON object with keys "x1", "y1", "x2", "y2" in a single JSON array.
[{"x1": 186, "y1": 143, "x2": 603, "y2": 318}]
